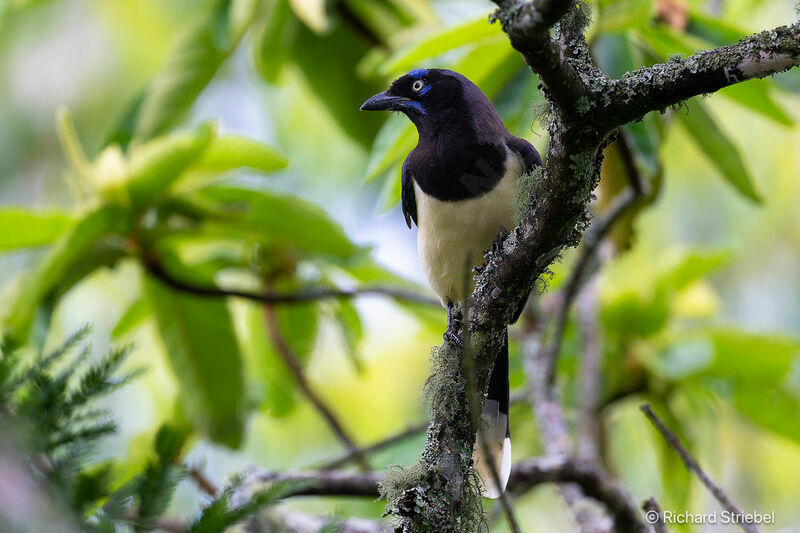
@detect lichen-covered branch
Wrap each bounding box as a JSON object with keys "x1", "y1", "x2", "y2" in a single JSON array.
[
  {"x1": 606, "y1": 21, "x2": 800, "y2": 127},
  {"x1": 383, "y1": 3, "x2": 800, "y2": 531}
]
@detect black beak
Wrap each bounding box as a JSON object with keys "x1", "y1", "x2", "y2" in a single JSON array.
[{"x1": 360, "y1": 90, "x2": 404, "y2": 111}]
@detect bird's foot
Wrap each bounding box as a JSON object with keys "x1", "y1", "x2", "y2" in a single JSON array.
[
  {"x1": 490, "y1": 226, "x2": 510, "y2": 256},
  {"x1": 445, "y1": 304, "x2": 464, "y2": 347}
]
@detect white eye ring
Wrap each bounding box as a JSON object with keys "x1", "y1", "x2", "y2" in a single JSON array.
[{"x1": 412, "y1": 80, "x2": 425, "y2": 92}]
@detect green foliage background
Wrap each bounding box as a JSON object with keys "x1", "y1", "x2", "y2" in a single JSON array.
[{"x1": 0, "y1": 0, "x2": 799, "y2": 530}]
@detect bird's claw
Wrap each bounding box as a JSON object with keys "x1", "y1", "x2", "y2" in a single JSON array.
[{"x1": 444, "y1": 329, "x2": 464, "y2": 347}]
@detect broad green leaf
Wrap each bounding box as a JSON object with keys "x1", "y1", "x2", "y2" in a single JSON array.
[
  {"x1": 656, "y1": 249, "x2": 730, "y2": 293},
  {"x1": 254, "y1": 0, "x2": 299, "y2": 83},
  {"x1": 238, "y1": 302, "x2": 298, "y2": 417},
  {"x1": 342, "y1": 0, "x2": 406, "y2": 40},
  {"x1": 183, "y1": 184, "x2": 361, "y2": 259},
  {"x1": 733, "y1": 385, "x2": 800, "y2": 443},
  {"x1": 377, "y1": 163, "x2": 402, "y2": 212},
  {"x1": 685, "y1": 12, "x2": 744, "y2": 46},
  {"x1": 719, "y1": 81, "x2": 794, "y2": 126},
  {"x1": 133, "y1": 0, "x2": 257, "y2": 142},
  {"x1": 705, "y1": 330, "x2": 799, "y2": 384},
  {"x1": 191, "y1": 136, "x2": 289, "y2": 174},
  {"x1": 111, "y1": 298, "x2": 150, "y2": 339},
  {"x1": 123, "y1": 123, "x2": 215, "y2": 208},
  {"x1": 291, "y1": 24, "x2": 382, "y2": 145},
  {"x1": 2, "y1": 205, "x2": 130, "y2": 343},
  {"x1": 677, "y1": 99, "x2": 761, "y2": 203},
  {"x1": 634, "y1": 26, "x2": 696, "y2": 58},
  {"x1": 144, "y1": 274, "x2": 245, "y2": 447},
  {"x1": 379, "y1": 16, "x2": 502, "y2": 75},
  {"x1": 0, "y1": 209, "x2": 72, "y2": 251}
]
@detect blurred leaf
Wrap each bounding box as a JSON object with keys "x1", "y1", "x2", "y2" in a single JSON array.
[
  {"x1": 676, "y1": 99, "x2": 761, "y2": 203},
  {"x1": 130, "y1": 0, "x2": 257, "y2": 143},
  {"x1": 594, "y1": 0, "x2": 652, "y2": 33},
  {"x1": 329, "y1": 298, "x2": 364, "y2": 373},
  {"x1": 363, "y1": 115, "x2": 416, "y2": 183},
  {"x1": 685, "y1": 12, "x2": 745, "y2": 46},
  {"x1": 239, "y1": 303, "x2": 298, "y2": 417},
  {"x1": 379, "y1": 16, "x2": 502, "y2": 75},
  {"x1": 291, "y1": 23, "x2": 382, "y2": 145},
  {"x1": 377, "y1": 163, "x2": 402, "y2": 212},
  {"x1": 734, "y1": 385, "x2": 800, "y2": 443},
  {"x1": 144, "y1": 275, "x2": 245, "y2": 448},
  {"x1": 718, "y1": 81, "x2": 794, "y2": 126},
  {"x1": 288, "y1": 0, "x2": 327, "y2": 33},
  {"x1": 112, "y1": 298, "x2": 150, "y2": 340},
  {"x1": 657, "y1": 249, "x2": 730, "y2": 293},
  {"x1": 183, "y1": 184, "x2": 362, "y2": 259},
  {"x1": 254, "y1": 0, "x2": 300, "y2": 83},
  {"x1": 0, "y1": 208, "x2": 72, "y2": 251},
  {"x1": 650, "y1": 401, "x2": 692, "y2": 514},
  {"x1": 123, "y1": 123, "x2": 216, "y2": 208},
  {"x1": 593, "y1": 31, "x2": 637, "y2": 79},
  {"x1": 2, "y1": 205, "x2": 130, "y2": 343},
  {"x1": 705, "y1": 330, "x2": 799, "y2": 384},
  {"x1": 191, "y1": 135, "x2": 289, "y2": 174}
]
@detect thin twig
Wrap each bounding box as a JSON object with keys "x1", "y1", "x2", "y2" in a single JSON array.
[
  {"x1": 264, "y1": 305, "x2": 371, "y2": 471},
  {"x1": 142, "y1": 252, "x2": 439, "y2": 307},
  {"x1": 189, "y1": 466, "x2": 219, "y2": 497},
  {"x1": 641, "y1": 497, "x2": 668, "y2": 533},
  {"x1": 318, "y1": 420, "x2": 428, "y2": 470},
  {"x1": 640, "y1": 404, "x2": 758, "y2": 533}
]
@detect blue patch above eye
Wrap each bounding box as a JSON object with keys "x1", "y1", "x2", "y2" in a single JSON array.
[
  {"x1": 419, "y1": 84, "x2": 431, "y2": 96},
  {"x1": 408, "y1": 68, "x2": 428, "y2": 79}
]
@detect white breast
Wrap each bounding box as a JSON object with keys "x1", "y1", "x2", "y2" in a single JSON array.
[{"x1": 414, "y1": 149, "x2": 522, "y2": 307}]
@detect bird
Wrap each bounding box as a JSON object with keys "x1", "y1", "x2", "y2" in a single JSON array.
[{"x1": 360, "y1": 68, "x2": 541, "y2": 498}]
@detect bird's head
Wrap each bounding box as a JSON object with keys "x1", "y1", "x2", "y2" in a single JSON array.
[{"x1": 360, "y1": 68, "x2": 506, "y2": 140}]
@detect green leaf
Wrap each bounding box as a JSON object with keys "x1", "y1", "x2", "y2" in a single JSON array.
[
  {"x1": 111, "y1": 298, "x2": 150, "y2": 339},
  {"x1": 123, "y1": 123, "x2": 215, "y2": 208},
  {"x1": 363, "y1": 116, "x2": 416, "y2": 184},
  {"x1": 183, "y1": 184, "x2": 361, "y2": 259},
  {"x1": 189, "y1": 479, "x2": 300, "y2": 532},
  {"x1": 0, "y1": 208, "x2": 72, "y2": 251},
  {"x1": 144, "y1": 274, "x2": 246, "y2": 448},
  {"x1": 677, "y1": 99, "x2": 761, "y2": 203},
  {"x1": 254, "y1": 0, "x2": 299, "y2": 83},
  {"x1": 191, "y1": 135, "x2": 289, "y2": 174},
  {"x1": 733, "y1": 385, "x2": 800, "y2": 443},
  {"x1": 379, "y1": 16, "x2": 502, "y2": 75},
  {"x1": 685, "y1": 12, "x2": 745, "y2": 46},
  {"x1": 706, "y1": 330, "x2": 799, "y2": 384},
  {"x1": 329, "y1": 298, "x2": 364, "y2": 373},
  {"x1": 1, "y1": 205, "x2": 130, "y2": 344},
  {"x1": 593, "y1": 31, "x2": 638, "y2": 79},
  {"x1": 132, "y1": 0, "x2": 257, "y2": 142},
  {"x1": 719, "y1": 80, "x2": 794, "y2": 126},
  {"x1": 288, "y1": 0, "x2": 328, "y2": 33}
]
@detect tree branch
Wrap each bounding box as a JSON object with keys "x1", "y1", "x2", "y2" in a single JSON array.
[
  {"x1": 318, "y1": 420, "x2": 428, "y2": 470},
  {"x1": 141, "y1": 252, "x2": 439, "y2": 307},
  {"x1": 241, "y1": 457, "x2": 646, "y2": 532},
  {"x1": 606, "y1": 22, "x2": 800, "y2": 127},
  {"x1": 492, "y1": 0, "x2": 587, "y2": 112},
  {"x1": 640, "y1": 404, "x2": 758, "y2": 533},
  {"x1": 641, "y1": 498, "x2": 668, "y2": 533},
  {"x1": 264, "y1": 305, "x2": 371, "y2": 471}
]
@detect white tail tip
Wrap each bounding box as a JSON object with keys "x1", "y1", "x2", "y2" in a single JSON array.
[{"x1": 475, "y1": 437, "x2": 511, "y2": 499}]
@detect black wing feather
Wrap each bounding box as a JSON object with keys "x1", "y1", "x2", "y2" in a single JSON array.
[
  {"x1": 401, "y1": 158, "x2": 417, "y2": 229},
  {"x1": 506, "y1": 136, "x2": 542, "y2": 175}
]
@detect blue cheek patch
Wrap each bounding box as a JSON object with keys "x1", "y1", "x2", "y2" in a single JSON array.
[
  {"x1": 419, "y1": 85, "x2": 431, "y2": 96},
  {"x1": 405, "y1": 100, "x2": 426, "y2": 115},
  {"x1": 408, "y1": 68, "x2": 428, "y2": 79}
]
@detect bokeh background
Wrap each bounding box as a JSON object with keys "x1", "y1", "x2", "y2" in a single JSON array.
[{"x1": 1, "y1": 0, "x2": 800, "y2": 531}]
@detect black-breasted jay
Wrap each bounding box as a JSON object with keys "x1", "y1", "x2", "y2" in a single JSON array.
[{"x1": 361, "y1": 68, "x2": 541, "y2": 498}]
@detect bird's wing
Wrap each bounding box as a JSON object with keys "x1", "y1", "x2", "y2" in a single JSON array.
[
  {"x1": 401, "y1": 158, "x2": 418, "y2": 229},
  {"x1": 506, "y1": 136, "x2": 542, "y2": 175}
]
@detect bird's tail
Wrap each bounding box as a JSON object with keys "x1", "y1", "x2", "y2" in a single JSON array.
[{"x1": 473, "y1": 331, "x2": 511, "y2": 499}]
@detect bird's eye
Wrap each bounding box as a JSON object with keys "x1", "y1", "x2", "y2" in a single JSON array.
[{"x1": 412, "y1": 80, "x2": 425, "y2": 92}]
